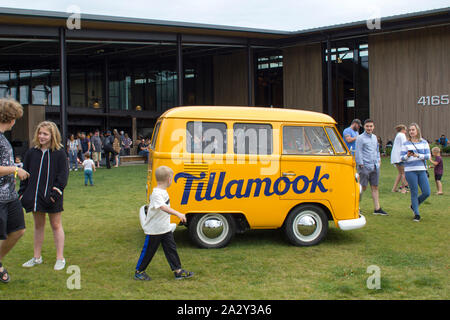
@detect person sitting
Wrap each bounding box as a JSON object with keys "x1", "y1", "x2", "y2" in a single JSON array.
[{"x1": 137, "y1": 138, "x2": 150, "y2": 163}]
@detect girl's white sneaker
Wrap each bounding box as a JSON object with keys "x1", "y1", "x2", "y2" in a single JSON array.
[
  {"x1": 22, "y1": 257, "x2": 43, "y2": 268},
  {"x1": 54, "y1": 259, "x2": 66, "y2": 271}
]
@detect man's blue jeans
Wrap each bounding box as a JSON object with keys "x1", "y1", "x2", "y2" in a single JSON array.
[{"x1": 405, "y1": 170, "x2": 430, "y2": 216}]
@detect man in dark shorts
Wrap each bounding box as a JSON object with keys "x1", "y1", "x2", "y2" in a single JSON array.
[
  {"x1": 355, "y1": 119, "x2": 389, "y2": 216},
  {"x1": 0, "y1": 98, "x2": 30, "y2": 283}
]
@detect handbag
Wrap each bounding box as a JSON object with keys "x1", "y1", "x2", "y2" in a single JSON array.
[{"x1": 410, "y1": 140, "x2": 429, "y2": 177}]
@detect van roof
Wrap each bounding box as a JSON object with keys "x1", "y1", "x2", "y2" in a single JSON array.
[{"x1": 160, "y1": 106, "x2": 336, "y2": 124}]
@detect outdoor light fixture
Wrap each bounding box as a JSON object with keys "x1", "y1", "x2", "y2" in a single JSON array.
[{"x1": 135, "y1": 105, "x2": 142, "y2": 111}]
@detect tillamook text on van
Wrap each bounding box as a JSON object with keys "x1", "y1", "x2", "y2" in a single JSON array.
[{"x1": 174, "y1": 166, "x2": 329, "y2": 205}]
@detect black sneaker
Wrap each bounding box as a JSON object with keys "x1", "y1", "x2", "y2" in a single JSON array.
[
  {"x1": 134, "y1": 271, "x2": 151, "y2": 281},
  {"x1": 174, "y1": 269, "x2": 194, "y2": 280},
  {"x1": 413, "y1": 215, "x2": 421, "y2": 222},
  {"x1": 373, "y1": 208, "x2": 388, "y2": 216}
]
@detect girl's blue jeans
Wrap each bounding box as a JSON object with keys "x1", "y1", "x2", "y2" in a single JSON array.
[{"x1": 405, "y1": 170, "x2": 430, "y2": 216}]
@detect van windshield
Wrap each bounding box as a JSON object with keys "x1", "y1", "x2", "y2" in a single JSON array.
[
  {"x1": 325, "y1": 127, "x2": 346, "y2": 154},
  {"x1": 150, "y1": 122, "x2": 161, "y2": 149}
]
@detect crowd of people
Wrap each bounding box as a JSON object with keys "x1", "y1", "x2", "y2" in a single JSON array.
[
  {"x1": 343, "y1": 119, "x2": 445, "y2": 223},
  {"x1": 66, "y1": 129, "x2": 139, "y2": 170}
]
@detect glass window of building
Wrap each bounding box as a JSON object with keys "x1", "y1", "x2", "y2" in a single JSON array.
[{"x1": 255, "y1": 51, "x2": 283, "y2": 108}]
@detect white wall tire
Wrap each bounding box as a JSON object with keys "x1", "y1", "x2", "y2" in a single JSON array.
[{"x1": 283, "y1": 205, "x2": 328, "y2": 246}]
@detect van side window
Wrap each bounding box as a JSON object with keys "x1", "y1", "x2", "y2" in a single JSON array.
[
  {"x1": 150, "y1": 122, "x2": 161, "y2": 149},
  {"x1": 186, "y1": 121, "x2": 227, "y2": 154},
  {"x1": 325, "y1": 127, "x2": 346, "y2": 154},
  {"x1": 233, "y1": 123, "x2": 273, "y2": 155},
  {"x1": 283, "y1": 126, "x2": 334, "y2": 155}
]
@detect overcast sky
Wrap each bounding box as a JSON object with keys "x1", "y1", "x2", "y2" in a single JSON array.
[{"x1": 0, "y1": 0, "x2": 448, "y2": 31}]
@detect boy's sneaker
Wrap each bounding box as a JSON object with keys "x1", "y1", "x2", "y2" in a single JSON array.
[
  {"x1": 22, "y1": 257, "x2": 43, "y2": 268},
  {"x1": 373, "y1": 208, "x2": 388, "y2": 216},
  {"x1": 413, "y1": 215, "x2": 421, "y2": 222},
  {"x1": 174, "y1": 269, "x2": 194, "y2": 280},
  {"x1": 134, "y1": 271, "x2": 151, "y2": 281},
  {"x1": 54, "y1": 259, "x2": 66, "y2": 271}
]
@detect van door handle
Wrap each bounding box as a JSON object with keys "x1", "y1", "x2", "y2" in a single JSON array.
[{"x1": 282, "y1": 172, "x2": 296, "y2": 177}]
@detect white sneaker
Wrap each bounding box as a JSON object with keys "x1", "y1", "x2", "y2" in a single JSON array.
[
  {"x1": 54, "y1": 259, "x2": 66, "y2": 271},
  {"x1": 22, "y1": 257, "x2": 43, "y2": 268}
]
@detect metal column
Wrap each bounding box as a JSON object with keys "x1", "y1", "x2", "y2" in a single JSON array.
[
  {"x1": 326, "y1": 39, "x2": 333, "y2": 116},
  {"x1": 176, "y1": 34, "x2": 183, "y2": 106},
  {"x1": 104, "y1": 57, "x2": 110, "y2": 130},
  {"x1": 247, "y1": 43, "x2": 254, "y2": 106},
  {"x1": 58, "y1": 27, "x2": 68, "y2": 146}
]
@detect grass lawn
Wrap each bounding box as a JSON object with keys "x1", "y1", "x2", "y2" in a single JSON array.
[{"x1": 1, "y1": 157, "x2": 448, "y2": 300}]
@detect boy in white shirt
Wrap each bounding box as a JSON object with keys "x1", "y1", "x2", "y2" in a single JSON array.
[
  {"x1": 134, "y1": 166, "x2": 194, "y2": 281},
  {"x1": 81, "y1": 152, "x2": 95, "y2": 186}
]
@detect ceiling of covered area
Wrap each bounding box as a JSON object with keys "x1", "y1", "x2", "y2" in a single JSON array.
[{"x1": 0, "y1": 37, "x2": 250, "y2": 70}]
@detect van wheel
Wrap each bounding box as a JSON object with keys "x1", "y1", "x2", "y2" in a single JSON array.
[
  {"x1": 188, "y1": 213, "x2": 235, "y2": 248},
  {"x1": 283, "y1": 205, "x2": 328, "y2": 246}
]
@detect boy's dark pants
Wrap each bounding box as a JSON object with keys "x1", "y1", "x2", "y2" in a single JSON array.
[{"x1": 136, "y1": 231, "x2": 181, "y2": 272}]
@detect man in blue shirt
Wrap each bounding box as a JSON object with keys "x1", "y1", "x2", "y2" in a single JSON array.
[
  {"x1": 438, "y1": 135, "x2": 448, "y2": 147},
  {"x1": 343, "y1": 119, "x2": 361, "y2": 155},
  {"x1": 355, "y1": 119, "x2": 388, "y2": 216}
]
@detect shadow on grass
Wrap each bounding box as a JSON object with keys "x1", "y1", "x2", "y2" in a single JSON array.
[{"x1": 172, "y1": 223, "x2": 363, "y2": 249}]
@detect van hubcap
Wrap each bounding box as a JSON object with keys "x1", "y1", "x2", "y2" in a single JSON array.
[
  {"x1": 197, "y1": 214, "x2": 229, "y2": 245},
  {"x1": 293, "y1": 210, "x2": 322, "y2": 241}
]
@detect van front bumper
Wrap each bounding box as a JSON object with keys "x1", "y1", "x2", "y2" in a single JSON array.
[{"x1": 337, "y1": 214, "x2": 366, "y2": 231}]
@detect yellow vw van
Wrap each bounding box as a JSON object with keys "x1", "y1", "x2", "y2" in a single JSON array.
[{"x1": 146, "y1": 106, "x2": 365, "y2": 248}]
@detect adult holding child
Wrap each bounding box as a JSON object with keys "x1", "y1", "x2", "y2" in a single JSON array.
[
  {"x1": 0, "y1": 98, "x2": 30, "y2": 283},
  {"x1": 19, "y1": 121, "x2": 69, "y2": 270},
  {"x1": 400, "y1": 123, "x2": 431, "y2": 222},
  {"x1": 390, "y1": 124, "x2": 409, "y2": 193}
]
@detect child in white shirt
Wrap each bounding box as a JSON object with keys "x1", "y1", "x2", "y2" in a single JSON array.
[
  {"x1": 135, "y1": 166, "x2": 194, "y2": 281},
  {"x1": 81, "y1": 152, "x2": 95, "y2": 186}
]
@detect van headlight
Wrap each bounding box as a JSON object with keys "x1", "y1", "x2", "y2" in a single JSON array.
[{"x1": 355, "y1": 172, "x2": 360, "y2": 183}]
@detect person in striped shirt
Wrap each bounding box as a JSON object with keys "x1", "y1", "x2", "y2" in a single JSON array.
[{"x1": 400, "y1": 123, "x2": 431, "y2": 222}]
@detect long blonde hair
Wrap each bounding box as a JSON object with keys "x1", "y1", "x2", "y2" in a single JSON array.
[
  {"x1": 32, "y1": 121, "x2": 63, "y2": 151},
  {"x1": 407, "y1": 122, "x2": 423, "y2": 141}
]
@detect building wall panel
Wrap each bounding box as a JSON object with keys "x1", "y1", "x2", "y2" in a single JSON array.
[
  {"x1": 213, "y1": 51, "x2": 248, "y2": 106},
  {"x1": 369, "y1": 25, "x2": 450, "y2": 144},
  {"x1": 282, "y1": 43, "x2": 323, "y2": 112}
]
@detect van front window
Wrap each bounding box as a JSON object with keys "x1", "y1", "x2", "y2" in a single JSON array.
[{"x1": 283, "y1": 126, "x2": 334, "y2": 155}]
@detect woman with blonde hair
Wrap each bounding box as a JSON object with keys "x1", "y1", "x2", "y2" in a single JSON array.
[
  {"x1": 390, "y1": 124, "x2": 409, "y2": 193},
  {"x1": 400, "y1": 123, "x2": 431, "y2": 222},
  {"x1": 18, "y1": 121, "x2": 69, "y2": 270}
]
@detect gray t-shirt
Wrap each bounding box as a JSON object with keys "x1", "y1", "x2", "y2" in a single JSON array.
[
  {"x1": 91, "y1": 135, "x2": 102, "y2": 151},
  {"x1": 0, "y1": 132, "x2": 18, "y2": 202}
]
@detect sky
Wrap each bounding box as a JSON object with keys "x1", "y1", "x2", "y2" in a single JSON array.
[{"x1": 0, "y1": 0, "x2": 448, "y2": 31}]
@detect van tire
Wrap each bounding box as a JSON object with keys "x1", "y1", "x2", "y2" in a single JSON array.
[
  {"x1": 283, "y1": 205, "x2": 328, "y2": 246},
  {"x1": 188, "y1": 213, "x2": 236, "y2": 248}
]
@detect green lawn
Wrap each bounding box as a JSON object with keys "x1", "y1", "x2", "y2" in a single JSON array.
[{"x1": 1, "y1": 157, "x2": 449, "y2": 300}]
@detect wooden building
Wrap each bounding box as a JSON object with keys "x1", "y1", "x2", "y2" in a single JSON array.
[{"x1": 0, "y1": 6, "x2": 448, "y2": 156}]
